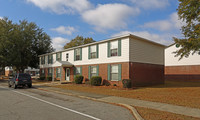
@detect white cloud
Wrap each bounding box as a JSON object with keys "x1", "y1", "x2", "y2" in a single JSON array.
[
  {"x1": 51, "y1": 26, "x2": 76, "y2": 35},
  {"x1": 52, "y1": 37, "x2": 70, "y2": 51},
  {"x1": 0, "y1": 16, "x2": 2, "y2": 19},
  {"x1": 112, "y1": 31, "x2": 173, "y2": 45},
  {"x1": 26, "y1": 0, "x2": 92, "y2": 14},
  {"x1": 143, "y1": 12, "x2": 185, "y2": 31},
  {"x1": 130, "y1": 0, "x2": 169, "y2": 9},
  {"x1": 82, "y1": 3, "x2": 140, "y2": 31}
]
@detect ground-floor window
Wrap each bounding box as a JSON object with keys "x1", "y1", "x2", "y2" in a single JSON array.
[
  {"x1": 56, "y1": 68, "x2": 61, "y2": 78},
  {"x1": 108, "y1": 64, "x2": 121, "y2": 81},
  {"x1": 41, "y1": 69, "x2": 45, "y2": 76},
  {"x1": 91, "y1": 66, "x2": 97, "y2": 77},
  {"x1": 48, "y1": 68, "x2": 52, "y2": 76}
]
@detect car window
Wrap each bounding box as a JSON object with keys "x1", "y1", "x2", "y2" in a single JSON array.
[{"x1": 18, "y1": 74, "x2": 31, "y2": 79}]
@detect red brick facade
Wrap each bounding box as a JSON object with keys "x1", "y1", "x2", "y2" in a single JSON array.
[
  {"x1": 40, "y1": 62, "x2": 164, "y2": 87},
  {"x1": 165, "y1": 65, "x2": 200, "y2": 82},
  {"x1": 129, "y1": 62, "x2": 164, "y2": 87}
]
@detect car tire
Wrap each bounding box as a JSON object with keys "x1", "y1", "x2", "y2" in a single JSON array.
[
  {"x1": 28, "y1": 84, "x2": 32, "y2": 88},
  {"x1": 13, "y1": 83, "x2": 17, "y2": 89}
]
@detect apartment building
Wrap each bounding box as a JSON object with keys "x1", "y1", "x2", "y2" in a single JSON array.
[{"x1": 39, "y1": 34, "x2": 165, "y2": 87}]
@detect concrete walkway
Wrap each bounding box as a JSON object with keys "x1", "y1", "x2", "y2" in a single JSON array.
[{"x1": 35, "y1": 84, "x2": 200, "y2": 119}]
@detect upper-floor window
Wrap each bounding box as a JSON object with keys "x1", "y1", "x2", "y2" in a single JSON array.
[
  {"x1": 108, "y1": 40, "x2": 121, "y2": 57},
  {"x1": 89, "y1": 45, "x2": 98, "y2": 59},
  {"x1": 41, "y1": 56, "x2": 45, "y2": 65},
  {"x1": 74, "y1": 48, "x2": 82, "y2": 61},
  {"x1": 66, "y1": 53, "x2": 69, "y2": 61},
  {"x1": 110, "y1": 41, "x2": 118, "y2": 56},
  {"x1": 48, "y1": 54, "x2": 53, "y2": 64},
  {"x1": 56, "y1": 52, "x2": 62, "y2": 61}
]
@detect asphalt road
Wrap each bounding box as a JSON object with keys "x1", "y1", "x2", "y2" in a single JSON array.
[{"x1": 0, "y1": 82, "x2": 134, "y2": 120}]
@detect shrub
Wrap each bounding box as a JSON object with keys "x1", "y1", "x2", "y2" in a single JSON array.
[
  {"x1": 47, "y1": 76, "x2": 52, "y2": 81},
  {"x1": 40, "y1": 76, "x2": 45, "y2": 80},
  {"x1": 74, "y1": 75, "x2": 84, "y2": 84},
  {"x1": 113, "y1": 84, "x2": 117, "y2": 86},
  {"x1": 90, "y1": 76, "x2": 102, "y2": 86},
  {"x1": 122, "y1": 79, "x2": 132, "y2": 88}
]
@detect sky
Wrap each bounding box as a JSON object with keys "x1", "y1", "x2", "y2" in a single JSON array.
[{"x1": 0, "y1": 0, "x2": 185, "y2": 51}]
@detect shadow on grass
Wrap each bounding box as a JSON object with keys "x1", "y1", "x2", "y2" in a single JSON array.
[{"x1": 145, "y1": 80, "x2": 200, "y2": 89}]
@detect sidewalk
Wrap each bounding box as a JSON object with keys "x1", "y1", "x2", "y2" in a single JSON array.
[{"x1": 34, "y1": 84, "x2": 200, "y2": 119}]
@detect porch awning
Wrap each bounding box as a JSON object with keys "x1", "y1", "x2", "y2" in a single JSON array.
[{"x1": 52, "y1": 61, "x2": 73, "y2": 67}]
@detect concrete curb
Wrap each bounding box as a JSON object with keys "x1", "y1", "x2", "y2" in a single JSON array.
[{"x1": 37, "y1": 87, "x2": 144, "y2": 120}]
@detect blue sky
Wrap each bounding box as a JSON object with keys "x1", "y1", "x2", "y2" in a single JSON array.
[{"x1": 0, "y1": 0, "x2": 185, "y2": 51}]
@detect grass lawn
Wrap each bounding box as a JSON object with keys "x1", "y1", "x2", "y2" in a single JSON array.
[
  {"x1": 134, "y1": 106, "x2": 200, "y2": 120},
  {"x1": 47, "y1": 81, "x2": 200, "y2": 108}
]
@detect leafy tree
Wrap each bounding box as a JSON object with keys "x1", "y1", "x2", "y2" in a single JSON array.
[
  {"x1": 174, "y1": 0, "x2": 200, "y2": 59},
  {"x1": 0, "y1": 17, "x2": 54, "y2": 72},
  {"x1": 64, "y1": 35, "x2": 95, "y2": 49}
]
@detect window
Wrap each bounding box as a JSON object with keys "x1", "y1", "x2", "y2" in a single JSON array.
[
  {"x1": 41, "y1": 56, "x2": 45, "y2": 65},
  {"x1": 56, "y1": 52, "x2": 62, "y2": 61},
  {"x1": 90, "y1": 45, "x2": 97, "y2": 59},
  {"x1": 76, "y1": 67, "x2": 81, "y2": 75},
  {"x1": 48, "y1": 55, "x2": 53, "y2": 64},
  {"x1": 74, "y1": 48, "x2": 82, "y2": 61},
  {"x1": 66, "y1": 53, "x2": 69, "y2": 61},
  {"x1": 56, "y1": 68, "x2": 61, "y2": 78},
  {"x1": 111, "y1": 65, "x2": 118, "y2": 80},
  {"x1": 48, "y1": 68, "x2": 52, "y2": 76},
  {"x1": 110, "y1": 41, "x2": 118, "y2": 56},
  {"x1": 108, "y1": 40, "x2": 121, "y2": 57},
  {"x1": 41, "y1": 69, "x2": 45, "y2": 76},
  {"x1": 91, "y1": 66, "x2": 97, "y2": 77}
]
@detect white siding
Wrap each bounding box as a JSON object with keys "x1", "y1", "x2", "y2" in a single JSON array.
[
  {"x1": 165, "y1": 44, "x2": 200, "y2": 66},
  {"x1": 40, "y1": 38, "x2": 129, "y2": 68},
  {"x1": 130, "y1": 38, "x2": 164, "y2": 65}
]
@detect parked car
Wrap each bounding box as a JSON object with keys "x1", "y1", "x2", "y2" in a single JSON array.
[{"x1": 8, "y1": 73, "x2": 32, "y2": 89}]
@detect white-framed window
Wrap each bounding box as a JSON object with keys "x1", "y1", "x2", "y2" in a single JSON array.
[
  {"x1": 41, "y1": 69, "x2": 45, "y2": 75},
  {"x1": 56, "y1": 68, "x2": 61, "y2": 77},
  {"x1": 41, "y1": 56, "x2": 45, "y2": 65},
  {"x1": 76, "y1": 67, "x2": 81, "y2": 75},
  {"x1": 111, "y1": 65, "x2": 118, "y2": 80},
  {"x1": 90, "y1": 45, "x2": 97, "y2": 59},
  {"x1": 56, "y1": 52, "x2": 61, "y2": 61},
  {"x1": 48, "y1": 54, "x2": 53, "y2": 64},
  {"x1": 75, "y1": 48, "x2": 81, "y2": 61},
  {"x1": 91, "y1": 66, "x2": 97, "y2": 77},
  {"x1": 110, "y1": 41, "x2": 118, "y2": 56},
  {"x1": 48, "y1": 68, "x2": 52, "y2": 76}
]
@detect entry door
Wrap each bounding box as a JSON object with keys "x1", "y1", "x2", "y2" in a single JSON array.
[{"x1": 65, "y1": 68, "x2": 70, "y2": 81}]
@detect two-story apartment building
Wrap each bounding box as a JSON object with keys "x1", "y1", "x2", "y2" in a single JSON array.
[
  {"x1": 39, "y1": 34, "x2": 165, "y2": 87},
  {"x1": 165, "y1": 44, "x2": 200, "y2": 82}
]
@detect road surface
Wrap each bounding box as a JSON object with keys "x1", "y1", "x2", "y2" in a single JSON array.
[{"x1": 0, "y1": 81, "x2": 134, "y2": 120}]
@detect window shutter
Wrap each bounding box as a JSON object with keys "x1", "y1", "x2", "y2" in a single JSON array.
[
  {"x1": 51, "y1": 55, "x2": 53, "y2": 64},
  {"x1": 48, "y1": 55, "x2": 49, "y2": 64},
  {"x1": 73, "y1": 67, "x2": 76, "y2": 78},
  {"x1": 56, "y1": 53, "x2": 58, "y2": 61},
  {"x1": 56, "y1": 68, "x2": 58, "y2": 77},
  {"x1": 74, "y1": 49, "x2": 76, "y2": 61},
  {"x1": 107, "y1": 42, "x2": 110, "y2": 57},
  {"x1": 88, "y1": 66, "x2": 91, "y2": 80},
  {"x1": 80, "y1": 66, "x2": 82, "y2": 75},
  {"x1": 107, "y1": 64, "x2": 111, "y2": 80},
  {"x1": 88, "y1": 46, "x2": 91, "y2": 59},
  {"x1": 97, "y1": 65, "x2": 99, "y2": 76},
  {"x1": 118, "y1": 39, "x2": 121, "y2": 56},
  {"x1": 60, "y1": 52, "x2": 62, "y2": 61},
  {"x1": 118, "y1": 64, "x2": 122, "y2": 81},
  {"x1": 80, "y1": 48, "x2": 82, "y2": 60},
  {"x1": 96, "y1": 44, "x2": 99, "y2": 58}
]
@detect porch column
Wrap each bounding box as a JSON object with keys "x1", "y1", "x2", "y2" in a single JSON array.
[
  {"x1": 60, "y1": 66, "x2": 62, "y2": 84},
  {"x1": 52, "y1": 68, "x2": 54, "y2": 82}
]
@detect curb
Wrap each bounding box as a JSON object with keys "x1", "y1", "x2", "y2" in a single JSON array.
[{"x1": 37, "y1": 87, "x2": 144, "y2": 120}]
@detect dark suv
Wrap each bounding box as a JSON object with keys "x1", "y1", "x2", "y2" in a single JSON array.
[{"x1": 8, "y1": 73, "x2": 32, "y2": 89}]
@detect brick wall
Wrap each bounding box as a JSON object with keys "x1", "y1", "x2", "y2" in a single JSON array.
[
  {"x1": 129, "y1": 62, "x2": 164, "y2": 87},
  {"x1": 165, "y1": 65, "x2": 200, "y2": 82}
]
